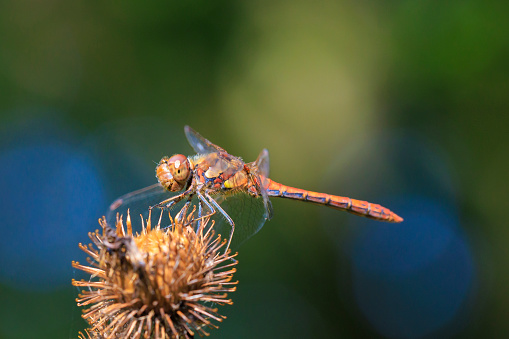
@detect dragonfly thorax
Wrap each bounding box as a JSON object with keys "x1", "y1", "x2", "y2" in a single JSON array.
[{"x1": 156, "y1": 154, "x2": 191, "y2": 192}]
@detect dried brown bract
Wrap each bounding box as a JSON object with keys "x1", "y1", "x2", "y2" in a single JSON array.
[{"x1": 72, "y1": 208, "x2": 238, "y2": 339}]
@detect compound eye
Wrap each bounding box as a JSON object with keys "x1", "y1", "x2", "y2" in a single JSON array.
[{"x1": 168, "y1": 154, "x2": 190, "y2": 182}]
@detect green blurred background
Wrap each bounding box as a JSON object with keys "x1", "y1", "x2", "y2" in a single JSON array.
[{"x1": 0, "y1": 0, "x2": 508, "y2": 338}]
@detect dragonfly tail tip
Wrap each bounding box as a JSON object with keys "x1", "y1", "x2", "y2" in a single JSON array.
[{"x1": 393, "y1": 214, "x2": 404, "y2": 223}]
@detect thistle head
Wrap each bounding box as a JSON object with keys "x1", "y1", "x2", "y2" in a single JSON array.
[{"x1": 72, "y1": 207, "x2": 237, "y2": 338}]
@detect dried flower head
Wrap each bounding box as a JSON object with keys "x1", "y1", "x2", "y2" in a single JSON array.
[{"x1": 72, "y1": 208, "x2": 238, "y2": 339}]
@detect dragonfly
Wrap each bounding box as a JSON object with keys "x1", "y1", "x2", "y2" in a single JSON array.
[{"x1": 108, "y1": 126, "x2": 403, "y2": 251}]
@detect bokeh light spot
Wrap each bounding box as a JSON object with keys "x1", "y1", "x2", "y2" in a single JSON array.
[
  {"x1": 0, "y1": 141, "x2": 105, "y2": 290},
  {"x1": 350, "y1": 196, "x2": 474, "y2": 338}
]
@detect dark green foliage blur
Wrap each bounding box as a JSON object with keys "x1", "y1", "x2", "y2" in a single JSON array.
[{"x1": 0, "y1": 0, "x2": 508, "y2": 338}]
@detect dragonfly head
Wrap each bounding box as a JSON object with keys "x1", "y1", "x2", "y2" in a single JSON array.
[{"x1": 156, "y1": 154, "x2": 191, "y2": 192}]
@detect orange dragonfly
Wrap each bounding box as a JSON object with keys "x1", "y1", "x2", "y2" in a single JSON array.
[{"x1": 108, "y1": 126, "x2": 403, "y2": 250}]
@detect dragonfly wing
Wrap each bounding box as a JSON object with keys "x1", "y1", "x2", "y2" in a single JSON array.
[
  {"x1": 184, "y1": 125, "x2": 226, "y2": 154},
  {"x1": 259, "y1": 183, "x2": 274, "y2": 220},
  {"x1": 107, "y1": 183, "x2": 185, "y2": 233},
  {"x1": 108, "y1": 184, "x2": 268, "y2": 250},
  {"x1": 252, "y1": 148, "x2": 273, "y2": 220},
  {"x1": 209, "y1": 192, "x2": 268, "y2": 250},
  {"x1": 254, "y1": 148, "x2": 270, "y2": 178}
]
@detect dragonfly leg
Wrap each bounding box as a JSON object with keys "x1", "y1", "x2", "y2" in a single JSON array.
[
  {"x1": 195, "y1": 191, "x2": 217, "y2": 230},
  {"x1": 176, "y1": 193, "x2": 215, "y2": 227},
  {"x1": 149, "y1": 188, "x2": 193, "y2": 211},
  {"x1": 204, "y1": 192, "x2": 235, "y2": 254},
  {"x1": 197, "y1": 199, "x2": 203, "y2": 231},
  {"x1": 194, "y1": 187, "x2": 207, "y2": 231}
]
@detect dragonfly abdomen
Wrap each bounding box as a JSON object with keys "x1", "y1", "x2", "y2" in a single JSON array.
[{"x1": 265, "y1": 179, "x2": 403, "y2": 223}]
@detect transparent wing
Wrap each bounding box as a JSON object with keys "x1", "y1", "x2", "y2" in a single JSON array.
[
  {"x1": 211, "y1": 192, "x2": 268, "y2": 250},
  {"x1": 184, "y1": 125, "x2": 226, "y2": 154},
  {"x1": 252, "y1": 148, "x2": 274, "y2": 220},
  {"x1": 254, "y1": 148, "x2": 270, "y2": 179},
  {"x1": 107, "y1": 184, "x2": 268, "y2": 250},
  {"x1": 106, "y1": 184, "x2": 185, "y2": 233}
]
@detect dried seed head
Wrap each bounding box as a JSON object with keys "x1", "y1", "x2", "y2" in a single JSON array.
[{"x1": 72, "y1": 208, "x2": 238, "y2": 339}]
